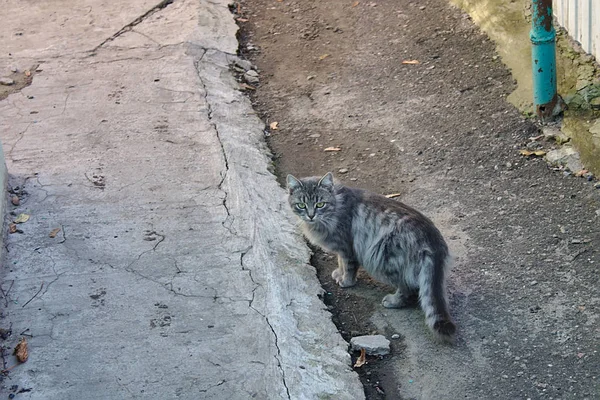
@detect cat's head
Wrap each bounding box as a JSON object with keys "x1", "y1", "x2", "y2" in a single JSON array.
[{"x1": 287, "y1": 172, "x2": 337, "y2": 224}]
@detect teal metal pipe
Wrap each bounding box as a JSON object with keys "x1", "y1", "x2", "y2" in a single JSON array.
[{"x1": 530, "y1": 0, "x2": 558, "y2": 118}]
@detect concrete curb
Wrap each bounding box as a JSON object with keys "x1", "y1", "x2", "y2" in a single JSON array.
[{"x1": 0, "y1": 141, "x2": 7, "y2": 264}]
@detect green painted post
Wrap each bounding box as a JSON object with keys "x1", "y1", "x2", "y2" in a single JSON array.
[{"x1": 530, "y1": 0, "x2": 559, "y2": 119}]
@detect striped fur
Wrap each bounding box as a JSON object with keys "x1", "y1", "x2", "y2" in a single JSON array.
[{"x1": 287, "y1": 172, "x2": 456, "y2": 342}]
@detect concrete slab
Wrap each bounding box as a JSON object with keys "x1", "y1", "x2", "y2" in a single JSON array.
[{"x1": 0, "y1": 0, "x2": 363, "y2": 398}]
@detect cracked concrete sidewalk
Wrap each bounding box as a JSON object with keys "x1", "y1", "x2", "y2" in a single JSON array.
[{"x1": 0, "y1": 0, "x2": 363, "y2": 398}]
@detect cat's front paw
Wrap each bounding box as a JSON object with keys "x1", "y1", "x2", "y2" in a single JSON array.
[
  {"x1": 332, "y1": 268, "x2": 356, "y2": 288},
  {"x1": 331, "y1": 268, "x2": 343, "y2": 282}
]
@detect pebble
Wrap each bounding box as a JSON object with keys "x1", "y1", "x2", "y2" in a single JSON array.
[
  {"x1": 338, "y1": 168, "x2": 349, "y2": 174},
  {"x1": 391, "y1": 334, "x2": 400, "y2": 339},
  {"x1": 233, "y1": 58, "x2": 253, "y2": 72},
  {"x1": 244, "y1": 72, "x2": 259, "y2": 84},
  {"x1": 594, "y1": 182, "x2": 600, "y2": 189},
  {"x1": 245, "y1": 70, "x2": 258, "y2": 78},
  {"x1": 0, "y1": 77, "x2": 15, "y2": 86},
  {"x1": 11, "y1": 196, "x2": 19, "y2": 206},
  {"x1": 10, "y1": 66, "x2": 17, "y2": 73},
  {"x1": 350, "y1": 335, "x2": 390, "y2": 355},
  {"x1": 309, "y1": 134, "x2": 321, "y2": 138}
]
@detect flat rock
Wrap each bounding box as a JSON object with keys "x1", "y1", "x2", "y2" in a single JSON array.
[
  {"x1": 350, "y1": 335, "x2": 390, "y2": 355},
  {"x1": 545, "y1": 146, "x2": 584, "y2": 172},
  {"x1": 0, "y1": 77, "x2": 15, "y2": 86}
]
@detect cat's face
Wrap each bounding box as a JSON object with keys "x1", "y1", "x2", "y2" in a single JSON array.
[{"x1": 287, "y1": 172, "x2": 337, "y2": 225}]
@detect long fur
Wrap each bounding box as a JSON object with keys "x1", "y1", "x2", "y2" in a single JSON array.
[{"x1": 287, "y1": 172, "x2": 456, "y2": 342}]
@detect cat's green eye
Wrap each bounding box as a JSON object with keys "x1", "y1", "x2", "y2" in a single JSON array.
[
  {"x1": 296, "y1": 203, "x2": 307, "y2": 209},
  {"x1": 315, "y1": 202, "x2": 325, "y2": 208}
]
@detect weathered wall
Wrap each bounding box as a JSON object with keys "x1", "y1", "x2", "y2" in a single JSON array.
[{"x1": 554, "y1": 0, "x2": 600, "y2": 62}]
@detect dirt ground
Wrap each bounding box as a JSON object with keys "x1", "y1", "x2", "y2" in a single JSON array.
[{"x1": 234, "y1": 0, "x2": 600, "y2": 398}]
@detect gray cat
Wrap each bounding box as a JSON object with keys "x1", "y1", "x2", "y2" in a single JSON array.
[{"x1": 287, "y1": 172, "x2": 456, "y2": 342}]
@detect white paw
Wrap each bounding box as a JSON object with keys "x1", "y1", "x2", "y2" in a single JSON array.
[{"x1": 382, "y1": 294, "x2": 403, "y2": 309}]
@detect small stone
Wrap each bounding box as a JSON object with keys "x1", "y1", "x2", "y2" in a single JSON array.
[
  {"x1": 595, "y1": 209, "x2": 600, "y2": 217},
  {"x1": 391, "y1": 334, "x2": 400, "y2": 339},
  {"x1": 0, "y1": 77, "x2": 15, "y2": 86},
  {"x1": 309, "y1": 134, "x2": 321, "y2": 138},
  {"x1": 233, "y1": 58, "x2": 253, "y2": 72},
  {"x1": 530, "y1": 280, "x2": 538, "y2": 286},
  {"x1": 338, "y1": 168, "x2": 349, "y2": 174},
  {"x1": 245, "y1": 70, "x2": 258, "y2": 78},
  {"x1": 595, "y1": 182, "x2": 600, "y2": 189},
  {"x1": 244, "y1": 72, "x2": 259, "y2": 84},
  {"x1": 11, "y1": 196, "x2": 19, "y2": 206},
  {"x1": 10, "y1": 66, "x2": 17, "y2": 73},
  {"x1": 307, "y1": 75, "x2": 316, "y2": 80},
  {"x1": 350, "y1": 335, "x2": 390, "y2": 355}
]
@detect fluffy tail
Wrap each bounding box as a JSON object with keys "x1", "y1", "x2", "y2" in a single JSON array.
[{"x1": 418, "y1": 251, "x2": 456, "y2": 343}]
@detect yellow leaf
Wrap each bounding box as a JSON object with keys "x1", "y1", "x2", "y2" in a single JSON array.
[
  {"x1": 49, "y1": 228, "x2": 61, "y2": 238},
  {"x1": 324, "y1": 147, "x2": 341, "y2": 152},
  {"x1": 354, "y1": 348, "x2": 366, "y2": 368},
  {"x1": 14, "y1": 213, "x2": 30, "y2": 224},
  {"x1": 270, "y1": 121, "x2": 279, "y2": 130},
  {"x1": 319, "y1": 54, "x2": 330, "y2": 60},
  {"x1": 402, "y1": 60, "x2": 419, "y2": 65},
  {"x1": 520, "y1": 149, "x2": 546, "y2": 157}
]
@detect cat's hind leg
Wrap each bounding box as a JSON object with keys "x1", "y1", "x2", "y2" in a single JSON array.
[
  {"x1": 332, "y1": 255, "x2": 358, "y2": 288},
  {"x1": 382, "y1": 284, "x2": 416, "y2": 308}
]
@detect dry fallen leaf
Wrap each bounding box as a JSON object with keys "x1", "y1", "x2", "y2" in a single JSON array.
[
  {"x1": 14, "y1": 213, "x2": 30, "y2": 224},
  {"x1": 385, "y1": 193, "x2": 402, "y2": 199},
  {"x1": 575, "y1": 169, "x2": 588, "y2": 177},
  {"x1": 519, "y1": 149, "x2": 546, "y2": 157},
  {"x1": 49, "y1": 228, "x2": 61, "y2": 238},
  {"x1": 24, "y1": 70, "x2": 31, "y2": 77},
  {"x1": 9, "y1": 223, "x2": 17, "y2": 234},
  {"x1": 324, "y1": 147, "x2": 342, "y2": 152},
  {"x1": 354, "y1": 348, "x2": 367, "y2": 368},
  {"x1": 402, "y1": 60, "x2": 420, "y2": 65},
  {"x1": 239, "y1": 83, "x2": 256, "y2": 91},
  {"x1": 236, "y1": 18, "x2": 249, "y2": 22},
  {"x1": 319, "y1": 54, "x2": 330, "y2": 60},
  {"x1": 270, "y1": 121, "x2": 279, "y2": 130},
  {"x1": 352, "y1": 1, "x2": 359, "y2": 6},
  {"x1": 14, "y1": 337, "x2": 28, "y2": 363}
]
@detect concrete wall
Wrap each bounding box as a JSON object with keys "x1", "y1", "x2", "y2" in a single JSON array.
[{"x1": 554, "y1": 0, "x2": 600, "y2": 62}]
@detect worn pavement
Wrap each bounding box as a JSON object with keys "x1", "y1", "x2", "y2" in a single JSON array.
[{"x1": 0, "y1": 0, "x2": 364, "y2": 398}]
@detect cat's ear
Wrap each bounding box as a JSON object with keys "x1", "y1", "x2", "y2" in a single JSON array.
[
  {"x1": 318, "y1": 172, "x2": 334, "y2": 190},
  {"x1": 287, "y1": 174, "x2": 303, "y2": 193}
]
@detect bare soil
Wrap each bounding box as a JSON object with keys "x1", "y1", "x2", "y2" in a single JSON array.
[{"x1": 234, "y1": 0, "x2": 600, "y2": 398}]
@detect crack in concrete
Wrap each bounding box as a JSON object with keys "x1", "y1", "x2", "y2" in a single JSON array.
[
  {"x1": 199, "y1": 379, "x2": 226, "y2": 393},
  {"x1": 92, "y1": 0, "x2": 175, "y2": 51},
  {"x1": 194, "y1": 51, "x2": 237, "y2": 237},
  {"x1": 8, "y1": 122, "x2": 32, "y2": 161}
]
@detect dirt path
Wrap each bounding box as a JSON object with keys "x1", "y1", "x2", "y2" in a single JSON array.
[{"x1": 235, "y1": 0, "x2": 600, "y2": 398}]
